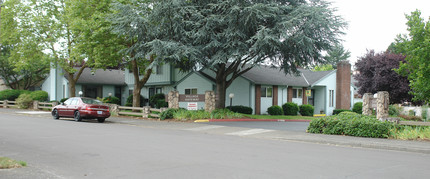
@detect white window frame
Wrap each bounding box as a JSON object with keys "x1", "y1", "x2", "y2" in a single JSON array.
[
  {"x1": 261, "y1": 86, "x2": 273, "y2": 98},
  {"x1": 329, "y1": 90, "x2": 334, "y2": 107},
  {"x1": 185, "y1": 88, "x2": 198, "y2": 95}
]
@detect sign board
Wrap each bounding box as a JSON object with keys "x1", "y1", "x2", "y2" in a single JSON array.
[
  {"x1": 370, "y1": 98, "x2": 377, "y2": 108},
  {"x1": 179, "y1": 94, "x2": 205, "y2": 102},
  {"x1": 306, "y1": 90, "x2": 311, "y2": 97},
  {"x1": 187, "y1": 102, "x2": 198, "y2": 110}
]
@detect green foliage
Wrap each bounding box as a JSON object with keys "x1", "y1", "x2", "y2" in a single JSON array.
[
  {"x1": 389, "y1": 105, "x2": 400, "y2": 116},
  {"x1": 170, "y1": 109, "x2": 243, "y2": 121},
  {"x1": 16, "y1": 93, "x2": 33, "y2": 109},
  {"x1": 307, "y1": 112, "x2": 395, "y2": 138},
  {"x1": 60, "y1": 98, "x2": 69, "y2": 103},
  {"x1": 29, "y1": 91, "x2": 48, "y2": 102},
  {"x1": 226, "y1": 105, "x2": 253, "y2": 114},
  {"x1": 421, "y1": 106, "x2": 428, "y2": 121},
  {"x1": 322, "y1": 45, "x2": 351, "y2": 69},
  {"x1": 390, "y1": 126, "x2": 430, "y2": 140},
  {"x1": 156, "y1": 100, "x2": 168, "y2": 109},
  {"x1": 332, "y1": 109, "x2": 352, "y2": 115},
  {"x1": 160, "y1": 108, "x2": 180, "y2": 120},
  {"x1": 126, "y1": 94, "x2": 145, "y2": 107},
  {"x1": 267, "y1": 105, "x2": 283, "y2": 115},
  {"x1": 352, "y1": 102, "x2": 363, "y2": 114},
  {"x1": 149, "y1": 94, "x2": 165, "y2": 108},
  {"x1": 145, "y1": 0, "x2": 346, "y2": 108},
  {"x1": 394, "y1": 10, "x2": 430, "y2": 102},
  {"x1": 102, "y1": 96, "x2": 121, "y2": 105},
  {"x1": 0, "y1": 89, "x2": 30, "y2": 101},
  {"x1": 282, "y1": 102, "x2": 299, "y2": 116},
  {"x1": 312, "y1": 64, "x2": 334, "y2": 72},
  {"x1": 299, "y1": 104, "x2": 314, "y2": 116}
]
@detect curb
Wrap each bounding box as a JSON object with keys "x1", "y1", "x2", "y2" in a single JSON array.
[{"x1": 194, "y1": 119, "x2": 311, "y2": 122}]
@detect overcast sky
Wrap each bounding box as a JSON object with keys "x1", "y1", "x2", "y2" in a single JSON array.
[{"x1": 329, "y1": 0, "x2": 430, "y2": 67}]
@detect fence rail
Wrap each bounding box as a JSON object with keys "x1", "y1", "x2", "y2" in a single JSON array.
[
  {"x1": 0, "y1": 100, "x2": 17, "y2": 108},
  {"x1": 115, "y1": 105, "x2": 167, "y2": 118}
]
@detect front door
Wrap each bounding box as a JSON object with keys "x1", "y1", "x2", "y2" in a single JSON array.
[{"x1": 83, "y1": 85, "x2": 102, "y2": 99}]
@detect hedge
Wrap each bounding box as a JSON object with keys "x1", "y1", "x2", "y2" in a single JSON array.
[
  {"x1": 102, "y1": 96, "x2": 121, "y2": 105},
  {"x1": 299, "y1": 104, "x2": 314, "y2": 116},
  {"x1": 352, "y1": 102, "x2": 362, "y2": 114},
  {"x1": 0, "y1": 89, "x2": 30, "y2": 101},
  {"x1": 307, "y1": 112, "x2": 395, "y2": 138},
  {"x1": 282, "y1": 102, "x2": 299, "y2": 115},
  {"x1": 125, "y1": 94, "x2": 146, "y2": 107},
  {"x1": 267, "y1": 105, "x2": 283, "y2": 115},
  {"x1": 332, "y1": 109, "x2": 352, "y2": 115},
  {"x1": 226, "y1": 105, "x2": 253, "y2": 114},
  {"x1": 149, "y1": 93, "x2": 166, "y2": 108}
]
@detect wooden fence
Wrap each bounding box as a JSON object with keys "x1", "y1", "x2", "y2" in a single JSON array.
[
  {"x1": 33, "y1": 101, "x2": 57, "y2": 110},
  {"x1": 115, "y1": 105, "x2": 167, "y2": 118},
  {"x1": 0, "y1": 100, "x2": 17, "y2": 108}
]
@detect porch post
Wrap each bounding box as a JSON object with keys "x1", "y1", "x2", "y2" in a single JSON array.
[
  {"x1": 255, "y1": 85, "x2": 261, "y2": 115},
  {"x1": 272, "y1": 85, "x2": 278, "y2": 106},
  {"x1": 287, "y1": 86, "x2": 293, "y2": 102},
  {"x1": 302, "y1": 87, "x2": 308, "y2": 105}
]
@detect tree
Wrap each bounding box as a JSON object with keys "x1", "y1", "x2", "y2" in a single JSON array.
[
  {"x1": 394, "y1": 10, "x2": 430, "y2": 103},
  {"x1": 0, "y1": 0, "x2": 50, "y2": 90},
  {"x1": 146, "y1": 0, "x2": 346, "y2": 108},
  {"x1": 109, "y1": 0, "x2": 159, "y2": 108},
  {"x1": 319, "y1": 44, "x2": 350, "y2": 69},
  {"x1": 312, "y1": 64, "x2": 334, "y2": 71},
  {"x1": 354, "y1": 50, "x2": 412, "y2": 104}
]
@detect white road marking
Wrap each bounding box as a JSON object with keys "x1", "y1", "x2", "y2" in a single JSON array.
[
  {"x1": 16, "y1": 111, "x2": 51, "y2": 114},
  {"x1": 185, "y1": 125, "x2": 225, "y2": 131},
  {"x1": 226, "y1": 129, "x2": 274, "y2": 136}
]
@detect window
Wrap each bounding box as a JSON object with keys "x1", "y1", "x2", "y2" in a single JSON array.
[
  {"x1": 156, "y1": 65, "x2": 162, "y2": 74},
  {"x1": 261, "y1": 87, "x2": 273, "y2": 97},
  {"x1": 293, "y1": 88, "x2": 303, "y2": 98},
  {"x1": 329, "y1": 90, "x2": 334, "y2": 107},
  {"x1": 185, "y1": 88, "x2": 197, "y2": 95}
]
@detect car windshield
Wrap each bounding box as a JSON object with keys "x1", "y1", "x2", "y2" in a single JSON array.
[{"x1": 81, "y1": 98, "x2": 103, "y2": 105}]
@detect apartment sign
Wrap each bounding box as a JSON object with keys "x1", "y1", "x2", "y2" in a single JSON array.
[{"x1": 179, "y1": 94, "x2": 205, "y2": 102}]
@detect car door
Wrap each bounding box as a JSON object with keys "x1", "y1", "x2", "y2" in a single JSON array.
[
  {"x1": 57, "y1": 98, "x2": 72, "y2": 117},
  {"x1": 67, "y1": 98, "x2": 79, "y2": 117}
]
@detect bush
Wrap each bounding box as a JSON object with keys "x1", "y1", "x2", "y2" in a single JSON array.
[
  {"x1": 29, "y1": 91, "x2": 48, "y2": 101},
  {"x1": 16, "y1": 94, "x2": 33, "y2": 109},
  {"x1": 126, "y1": 94, "x2": 145, "y2": 107},
  {"x1": 307, "y1": 112, "x2": 395, "y2": 138},
  {"x1": 389, "y1": 105, "x2": 400, "y2": 116},
  {"x1": 102, "y1": 96, "x2": 121, "y2": 105},
  {"x1": 267, "y1": 105, "x2": 283, "y2": 115},
  {"x1": 226, "y1": 105, "x2": 253, "y2": 114},
  {"x1": 156, "y1": 99, "x2": 168, "y2": 108},
  {"x1": 60, "y1": 98, "x2": 69, "y2": 103},
  {"x1": 160, "y1": 108, "x2": 180, "y2": 120},
  {"x1": 0, "y1": 89, "x2": 30, "y2": 101},
  {"x1": 149, "y1": 93, "x2": 165, "y2": 108},
  {"x1": 299, "y1": 104, "x2": 314, "y2": 116},
  {"x1": 282, "y1": 102, "x2": 299, "y2": 115},
  {"x1": 352, "y1": 102, "x2": 363, "y2": 114},
  {"x1": 332, "y1": 109, "x2": 352, "y2": 115}
]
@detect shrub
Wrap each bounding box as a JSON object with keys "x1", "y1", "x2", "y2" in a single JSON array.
[
  {"x1": 226, "y1": 105, "x2": 253, "y2": 114},
  {"x1": 332, "y1": 109, "x2": 352, "y2": 115},
  {"x1": 267, "y1": 105, "x2": 283, "y2": 115},
  {"x1": 282, "y1": 102, "x2": 299, "y2": 115},
  {"x1": 307, "y1": 112, "x2": 395, "y2": 138},
  {"x1": 352, "y1": 102, "x2": 363, "y2": 114},
  {"x1": 60, "y1": 98, "x2": 69, "y2": 103},
  {"x1": 29, "y1": 91, "x2": 48, "y2": 101},
  {"x1": 160, "y1": 108, "x2": 180, "y2": 120},
  {"x1": 102, "y1": 96, "x2": 121, "y2": 105},
  {"x1": 299, "y1": 104, "x2": 314, "y2": 116},
  {"x1": 149, "y1": 93, "x2": 165, "y2": 108},
  {"x1": 16, "y1": 94, "x2": 33, "y2": 109},
  {"x1": 0, "y1": 89, "x2": 30, "y2": 101},
  {"x1": 126, "y1": 94, "x2": 145, "y2": 107},
  {"x1": 156, "y1": 99, "x2": 168, "y2": 108},
  {"x1": 389, "y1": 105, "x2": 400, "y2": 116}
]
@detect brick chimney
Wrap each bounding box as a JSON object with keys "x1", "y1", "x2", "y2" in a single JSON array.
[{"x1": 336, "y1": 61, "x2": 351, "y2": 110}]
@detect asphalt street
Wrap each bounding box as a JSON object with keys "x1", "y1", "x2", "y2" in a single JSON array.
[{"x1": 1, "y1": 108, "x2": 430, "y2": 179}]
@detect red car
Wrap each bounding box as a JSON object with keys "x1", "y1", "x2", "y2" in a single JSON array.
[{"x1": 51, "y1": 97, "x2": 110, "y2": 123}]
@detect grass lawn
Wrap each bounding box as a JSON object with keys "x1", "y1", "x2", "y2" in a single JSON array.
[
  {"x1": 0, "y1": 157, "x2": 26, "y2": 169},
  {"x1": 244, "y1": 114, "x2": 315, "y2": 120}
]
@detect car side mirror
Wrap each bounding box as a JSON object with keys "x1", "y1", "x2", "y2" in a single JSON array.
[{"x1": 61, "y1": 102, "x2": 65, "y2": 105}]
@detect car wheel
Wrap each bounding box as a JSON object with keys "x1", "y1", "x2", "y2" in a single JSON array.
[
  {"x1": 52, "y1": 109, "x2": 60, "y2": 120},
  {"x1": 97, "y1": 118, "x2": 105, "y2": 123},
  {"x1": 74, "y1": 111, "x2": 82, "y2": 122}
]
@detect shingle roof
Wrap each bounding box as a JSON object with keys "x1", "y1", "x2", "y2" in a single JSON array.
[
  {"x1": 300, "y1": 69, "x2": 334, "y2": 86},
  {"x1": 75, "y1": 68, "x2": 125, "y2": 85}
]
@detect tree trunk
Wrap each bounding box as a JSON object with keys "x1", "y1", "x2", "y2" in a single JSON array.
[
  {"x1": 69, "y1": 79, "x2": 76, "y2": 97},
  {"x1": 215, "y1": 68, "x2": 228, "y2": 109},
  {"x1": 133, "y1": 83, "x2": 143, "y2": 107}
]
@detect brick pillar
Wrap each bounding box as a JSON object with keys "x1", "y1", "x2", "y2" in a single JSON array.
[
  {"x1": 272, "y1": 86, "x2": 278, "y2": 106},
  {"x1": 336, "y1": 61, "x2": 351, "y2": 110},
  {"x1": 302, "y1": 87, "x2": 307, "y2": 105},
  {"x1": 255, "y1": 85, "x2": 261, "y2": 115},
  {"x1": 287, "y1": 86, "x2": 293, "y2": 102}
]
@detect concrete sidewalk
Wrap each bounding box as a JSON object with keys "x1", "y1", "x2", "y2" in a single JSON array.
[{"x1": 106, "y1": 116, "x2": 430, "y2": 154}]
